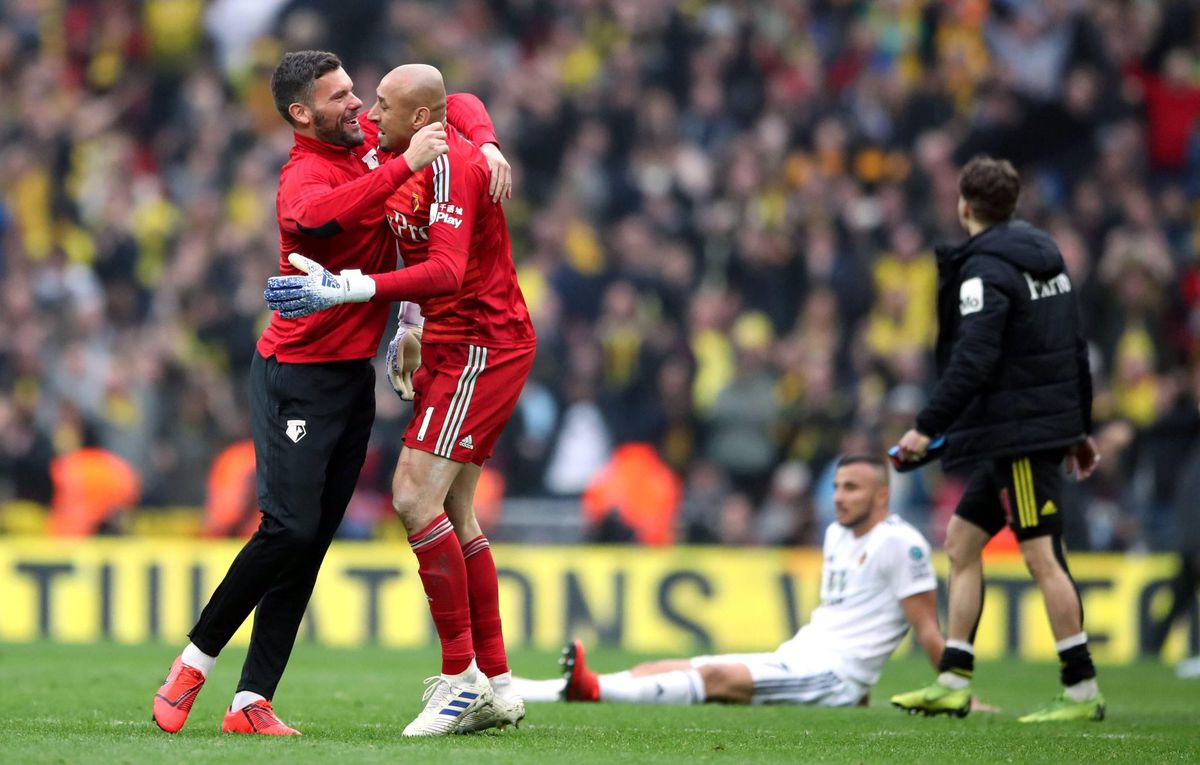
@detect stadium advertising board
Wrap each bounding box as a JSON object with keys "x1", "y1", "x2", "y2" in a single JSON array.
[{"x1": 0, "y1": 540, "x2": 1193, "y2": 662}]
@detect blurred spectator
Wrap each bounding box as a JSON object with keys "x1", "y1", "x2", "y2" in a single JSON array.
[
  {"x1": 1, "y1": 0, "x2": 1198, "y2": 552},
  {"x1": 49, "y1": 447, "x2": 140, "y2": 536},
  {"x1": 582, "y1": 442, "x2": 681, "y2": 545},
  {"x1": 203, "y1": 439, "x2": 257, "y2": 538}
]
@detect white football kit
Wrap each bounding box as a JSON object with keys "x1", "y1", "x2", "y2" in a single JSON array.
[{"x1": 691, "y1": 515, "x2": 937, "y2": 706}]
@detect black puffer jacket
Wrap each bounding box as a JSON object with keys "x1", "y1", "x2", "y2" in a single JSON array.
[{"x1": 916, "y1": 221, "x2": 1092, "y2": 469}]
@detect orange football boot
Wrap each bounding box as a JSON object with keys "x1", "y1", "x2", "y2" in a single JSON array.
[
  {"x1": 221, "y1": 700, "x2": 301, "y2": 735},
  {"x1": 153, "y1": 657, "x2": 206, "y2": 733}
]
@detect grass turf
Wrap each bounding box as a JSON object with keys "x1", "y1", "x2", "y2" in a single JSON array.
[{"x1": 1, "y1": 642, "x2": 1197, "y2": 764}]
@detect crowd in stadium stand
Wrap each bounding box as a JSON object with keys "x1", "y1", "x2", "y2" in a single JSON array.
[{"x1": 2, "y1": 0, "x2": 1200, "y2": 554}]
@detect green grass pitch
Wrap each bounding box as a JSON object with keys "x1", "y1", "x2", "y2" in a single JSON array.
[{"x1": 1, "y1": 642, "x2": 1197, "y2": 764}]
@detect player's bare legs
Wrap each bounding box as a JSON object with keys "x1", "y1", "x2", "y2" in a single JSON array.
[
  {"x1": 392, "y1": 446, "x2": 464, "y2": 532},
  {"x1": 891, "y1": 516, "x2": 988, "y2": 716},
  {"x1": 1014, "y1": 534, "x2": 1104, "y2": 721},
  {"x1": 392, "y1": 447, "x2": 492, "y2": 735},
  {"x1": 1019, "y1": 535, "x2": 1083, "y2": 640},
  {"x1": 629, "y1": 660, "x2": 693, "y2": 676},
  {"x1": 944, "y1": 517, "x2": 992, "y2": 644},
  {"x1": 441, "y1": 462, "x2": 524, "y2": 731}
]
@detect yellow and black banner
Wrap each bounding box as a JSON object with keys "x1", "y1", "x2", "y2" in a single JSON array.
[{"x1": 0, "y1": 540, "x2": 1194, "y2": 662}]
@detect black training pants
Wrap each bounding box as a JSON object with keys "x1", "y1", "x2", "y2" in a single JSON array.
[{"x1": 189, "y1": 351, "x2": 375, "y2": 699}]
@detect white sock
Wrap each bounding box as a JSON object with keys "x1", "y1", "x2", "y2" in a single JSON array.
[
  {"x1": 510, "y1": 676, "x2": 564, "y2": 702},
  {"x1": 1064, "y1": 678, "x2": 1099, "y2": 702},
  {"x1": 946, "y1": 639, "x2": 975, "y2": 655},
  {"x1": 490, "y1": 671, "x2": 518, "y2": 698},
  {"x1": 231, "y1": 690, "x2": 266, "y2": 711},
  {"x1": 598, "y1": 670, "x2": 706, "y2": 705},
  {"x1": 937, "y1": 672, "x2": 970, "y2": 690},
  {"x1": 446, "y1": 659, "x2": 480, "y2": 684},
  {"x1": 1055, "y1": 632, "x2": 1088, "y2": 652},
  {"x1": 181, "y1": 642, "x2": 216, "y2": 677}
]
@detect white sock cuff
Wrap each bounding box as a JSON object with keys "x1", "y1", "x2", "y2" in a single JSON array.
[
  {"x1": 945, "y1": 640, "x2": 975, "y2": 655},
  {"x1": 181, "y1": 642, "x2": 216, "y2": 677},
  {"x1": 231, "y1": 690, "x2": 266, "y2": 711},
  {"x1": 1055, "y1": 632, "x2": 1088, "y2": 653},
  {"x1": 683, "y1": 669, "x2": 707, "y2": 704}
]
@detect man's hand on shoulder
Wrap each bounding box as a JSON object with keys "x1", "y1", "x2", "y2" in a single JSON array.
[
  {"x1": 480, "y1": 143, "x2": 512, "y2": 203},
  {"x1": 264, "y1": 253, "x2": 376, "y2": 319},
  {"x1": 403, "y1": 122, "x2": 448, "y2": 171}
]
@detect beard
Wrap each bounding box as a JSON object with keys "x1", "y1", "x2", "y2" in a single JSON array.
[
  {"x1": 314, "y1": 110, "x2": 365, "y2": 148},
  {"x1": 836, "y1": 505, "x2": 872, "y2": 530}
]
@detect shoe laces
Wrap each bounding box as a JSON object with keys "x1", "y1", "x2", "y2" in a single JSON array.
[{"x1": 420, "y1": 675, "x2": 453, "y2": 705}]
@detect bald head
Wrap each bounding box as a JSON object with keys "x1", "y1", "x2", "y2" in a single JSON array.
[{"x1": 368, "y1": 64, "x2": 447, "y2": 152}]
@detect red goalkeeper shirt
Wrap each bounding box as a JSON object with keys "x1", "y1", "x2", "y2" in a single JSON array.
[
  {"x1": 258, "y1": 94, "x2": 499, "y2": 363},
  {"x1": 374, "y1": 128, "x2": 536, "y2": 348}
]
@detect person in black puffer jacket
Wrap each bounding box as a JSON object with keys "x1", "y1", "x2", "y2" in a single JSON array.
[{"x1": 890, "y1": 156, "x2": 1106, "y2": 723}]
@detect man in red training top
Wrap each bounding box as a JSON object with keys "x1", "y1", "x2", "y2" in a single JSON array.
[
  {"x1": 153, "y1": 51, "x2": 505, "y2": 736},
  {"x1": 265, "y1": 64, "x2": 536, "y2": 737}
]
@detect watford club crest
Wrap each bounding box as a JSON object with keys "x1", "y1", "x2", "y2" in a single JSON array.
[{"x1": 412, "y1": 191, "x2": 421, "y2": 213}]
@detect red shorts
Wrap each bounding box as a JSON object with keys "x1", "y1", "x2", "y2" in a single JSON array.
[{"x1": 403, "y1": 342, "x2": 535, "y2": 465}]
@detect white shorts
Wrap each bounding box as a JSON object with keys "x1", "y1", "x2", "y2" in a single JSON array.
[{"x1": 690, "y1": 651, "x2": 866, "y2": 707}]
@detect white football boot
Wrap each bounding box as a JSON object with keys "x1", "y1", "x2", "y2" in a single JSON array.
[
  {"x1": 456, "y1": 682, "x2": 525, "y2": 734},
  {"x1": 402, "y1": 668, "x2": 494, "y2": 736}
]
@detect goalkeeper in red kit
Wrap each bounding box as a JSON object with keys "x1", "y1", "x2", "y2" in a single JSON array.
[
  {"x1": 265, "y1": 64, "x2": 536, "y2": 736},
  {"x1": 151, "y1": 51, "x2": 507, "y2": 737}
]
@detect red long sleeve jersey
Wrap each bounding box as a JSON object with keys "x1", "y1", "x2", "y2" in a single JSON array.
[
  {"x1": 258, "y1": 94, "x2": 499, "y2": 362},
  {"x1": 376, "y1": 128, "x2": 535, "y2": 348}
]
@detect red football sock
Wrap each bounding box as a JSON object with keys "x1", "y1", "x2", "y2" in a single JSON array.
[
  {"x1": 462, "y1": 534, "x2": 509, "y2": 677},
  {"x1": 409, "y1": 514, "x2": 473, "y2": 675}
]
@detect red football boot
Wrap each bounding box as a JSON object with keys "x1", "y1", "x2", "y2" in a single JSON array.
[
  {"x1": 153, "y1": 657, "x2": 206, "y2": 733},
  {"x1": 221, "y1": 700, "x2": 301, "y2": 735},
  {"x1": 561, "y1": 640, "x2": 600, "y2": 702}
]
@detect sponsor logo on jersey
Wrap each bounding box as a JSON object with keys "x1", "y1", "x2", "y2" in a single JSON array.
[
  {"x1": 959, "y1": 277, "x2": 984, "y2": 316},
  {"x1": 458, "y1": 434, "x2": 474, "y2": 450},
  {"x1": 387, "y1": 210, "x2": 429, "y2": 242},
  {"x1": 1023, "y1": 271, "x2": 1072, "y2": 301},
  {"x1": 430, "y1": 203, "x2": 464, "y2": 229}
]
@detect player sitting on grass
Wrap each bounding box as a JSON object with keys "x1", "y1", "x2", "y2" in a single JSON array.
[{"x1": 515, "y1": 455, "x2": 948, "y2": 709}]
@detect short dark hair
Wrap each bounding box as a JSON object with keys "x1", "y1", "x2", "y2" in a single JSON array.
[
  {"x1": 271, "y1": 50, "x2": 343, "y2": 126},
  {"x1": 959, "y1": 155, "x2": 1020, "y2": 225},
  {"x1": 835, "y1": 454, "x2": 889, "y2": 488}
]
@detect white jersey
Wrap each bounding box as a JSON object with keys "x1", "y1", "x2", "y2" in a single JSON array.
[{"x1": 777, "y1": 515, "x2": 936, "y2": 687}]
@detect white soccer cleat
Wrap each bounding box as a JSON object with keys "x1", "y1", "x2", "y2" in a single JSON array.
[
  {"x1": 401, "y1": 674, "x2": 494, "y2": 736},
  {"x1": 456, "y1": 689, "x2": 525, "y2": 734}
]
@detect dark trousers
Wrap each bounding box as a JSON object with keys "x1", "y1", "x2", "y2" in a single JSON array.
[{"x1": 189, "y1": 352, "x2": 375, "y2": 698}]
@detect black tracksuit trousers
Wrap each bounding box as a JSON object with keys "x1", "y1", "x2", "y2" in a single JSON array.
[{"x1": 189, "y1": 351, "x2": 375, "y2": 698}]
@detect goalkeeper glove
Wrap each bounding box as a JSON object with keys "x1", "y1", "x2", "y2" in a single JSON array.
[
  {"x1": 265, "y1": 253, "x2": 376, "y2": 318},
  {"x1": 385, "y1": 302, "x2": 424, "y2": 401}
]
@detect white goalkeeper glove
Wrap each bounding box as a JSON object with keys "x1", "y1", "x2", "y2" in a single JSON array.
[
  {"x1": 385, "y1": 301, "x2": 424, "y2": 400},
  {"x1": 264, "y1": 253, "x2": 376, "y2": 318}
]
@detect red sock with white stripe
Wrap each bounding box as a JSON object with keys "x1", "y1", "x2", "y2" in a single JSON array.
[
  {"x1": 409, "y1": 514, "x2": 474, "y2": 675},
  {"x1": 462, "y1": 534, "x2": 509, "y2": 677}
]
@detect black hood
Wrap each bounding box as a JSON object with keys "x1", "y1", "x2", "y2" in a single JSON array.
[{"x1": 939, "y1": 220, "x2": 1064, "y2": 278}]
